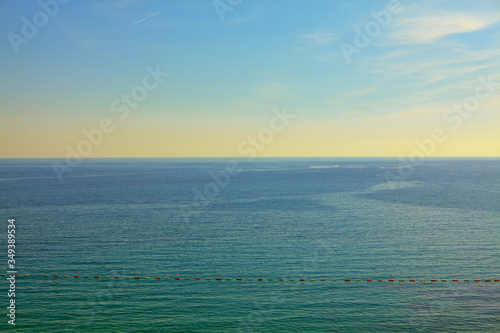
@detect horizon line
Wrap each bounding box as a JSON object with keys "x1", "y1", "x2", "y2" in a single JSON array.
[{"x1": 1, "y1": 156, "x2": 499, "y2": 159}]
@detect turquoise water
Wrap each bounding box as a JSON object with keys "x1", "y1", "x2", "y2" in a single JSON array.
[{"x1": 1, "y1": 158, "x2": 499, "y2": 332}]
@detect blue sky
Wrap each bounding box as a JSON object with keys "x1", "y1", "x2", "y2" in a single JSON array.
[{"x1": 1, "y1": 0, "x2": 499, "y2": 157}]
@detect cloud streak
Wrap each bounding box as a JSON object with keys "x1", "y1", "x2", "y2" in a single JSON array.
[
  {"x1": 134, "y1": 11, "x2": 161, "y2": 24},
  {"x1": 391, "y1": 11, "x2": 499, "y2": 44},
  {"x1": 299, "y1": 31, "x2": 338, "y2": 47}
]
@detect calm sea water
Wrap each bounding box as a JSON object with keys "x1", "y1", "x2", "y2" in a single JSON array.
[{"x1": 1, "y1": 158, "x2": 499, "y2": 332}]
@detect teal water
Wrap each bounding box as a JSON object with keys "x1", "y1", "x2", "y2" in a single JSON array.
[{"x1": 1, "y1": 158, "x2": 499, "y2": 332}]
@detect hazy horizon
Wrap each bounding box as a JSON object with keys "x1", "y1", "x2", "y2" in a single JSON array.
[{"x1": 1, "y1": 0, "x2": 499, "y2": 158}]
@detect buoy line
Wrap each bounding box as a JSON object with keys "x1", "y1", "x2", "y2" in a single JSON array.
[{"x1": 2, "y1": 274, "x2": 499, "y2": 283}]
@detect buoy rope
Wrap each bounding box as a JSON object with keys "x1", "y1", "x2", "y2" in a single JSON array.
[{"x1": 2, "y1": 274, "x2": 499, "y2": 283}]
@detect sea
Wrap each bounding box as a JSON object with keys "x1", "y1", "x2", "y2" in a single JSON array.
[{"x1": 0, "y1": 157, "x2": 499, "y2": 332}]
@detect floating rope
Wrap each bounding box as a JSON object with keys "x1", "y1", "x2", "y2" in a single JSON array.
[{"x1": 2, "y1": 274, "x2": 499, "y2": 283}]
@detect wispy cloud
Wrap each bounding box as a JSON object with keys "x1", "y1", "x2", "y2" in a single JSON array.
[
  {"x1": 299, "y1": 31, "x2": 338, "y2": 47},
  {"x1": 391, "y1": 11, "x2": 499, "y2": 44},
  {"x1": 64, "y1": 28, "x2": 104, "y2": 50},
  {"x1": 96, "y1": 0, "x2": 140, "y2": 10},
  {"x1": 134, "y1": 10, "x2": 161, "y2": 24},
  {"x1": 223, "y1": 14, "x2": 261, "y2": 25}
]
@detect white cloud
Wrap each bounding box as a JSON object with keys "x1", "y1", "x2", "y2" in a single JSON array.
[
  {"x1": 391, "y1": 11, "x2": 499, "y2": 44},
  {"x1": 299, "y1": 31, "x2": 338, "y2": 47}
]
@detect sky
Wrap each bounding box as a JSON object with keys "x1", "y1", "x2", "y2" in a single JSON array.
[{"x1": 1, "y1": 0, "x2": 499, "y2": 158}]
